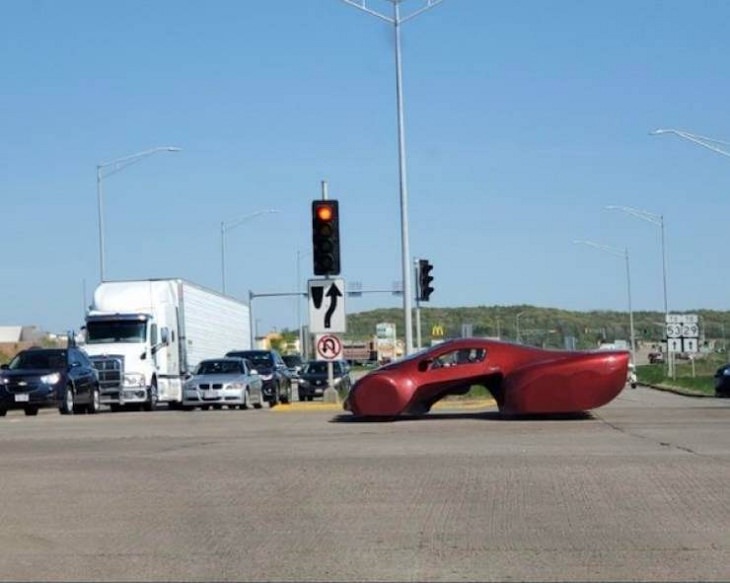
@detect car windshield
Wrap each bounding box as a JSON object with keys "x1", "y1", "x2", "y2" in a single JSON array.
[
  {"x1": 283, "y1": 355, "x2": 302, "y2": 367},
  {"x1": 245, "y1": 355, "x2": 273, "y2": 368},
  {"x1": 86, "y1": 320, "x2": 146, "y2": 344},
  {"x1": 196, "y1": 360, "x2": 243, "y2": 375},
  {"x1": 9, "y1": 350, "x2": 66, "y2": 370},
  {"x1": 304, "y1": 362, "x2": 330, "y2": 375}
]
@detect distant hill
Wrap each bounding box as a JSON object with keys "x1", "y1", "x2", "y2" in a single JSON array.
[{"x1": 342, "y1": 305, "x2": 730, "y2": 350}]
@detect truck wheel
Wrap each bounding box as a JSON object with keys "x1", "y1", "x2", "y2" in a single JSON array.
[
  {"x1": 24, "y1": 406, "x2": 39, "y2": 416},
  {"x1": 143, "y1": 382, "x2": 158, "y2": 412},
  {"x1": 59, "y1": 386, "x2": 74, "y2": 415}
]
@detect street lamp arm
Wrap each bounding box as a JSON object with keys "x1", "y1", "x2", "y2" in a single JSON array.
[
  {"x1": 651, "y1": 128, "x2": 730, "y2": 159},
  {"x1": 98, "y1": 146, "x2": 182, "y2": 178},
  {"x1": 572, "y1": 239, "x2": 625, "y2": 259},
  {"x1": 223, "y1": 209, "x2": 280, "y2": 233},
  {"x1": 604, "y1": 205, "x2": 662, "y2": 226},
  {"x1": 341, "y1": 0, "x2": 443, "y2": 23}
]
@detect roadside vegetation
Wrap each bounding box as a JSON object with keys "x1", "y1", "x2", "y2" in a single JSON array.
[{"x1": 637, "y1": 353, "x2": 725, "y2": 396}]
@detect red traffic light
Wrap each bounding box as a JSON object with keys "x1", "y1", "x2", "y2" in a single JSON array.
[{"x1": 312, "y1": 200, "x2": 340, "y2": 276}]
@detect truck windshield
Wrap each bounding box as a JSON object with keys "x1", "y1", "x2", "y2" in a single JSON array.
[{"x1": 86, "y1": 321, "x2": 147, "y2": 344}]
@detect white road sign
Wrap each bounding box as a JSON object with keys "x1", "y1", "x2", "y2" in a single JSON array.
[{"x1": 308, "y1": 278, "x2": 346, "y2": 334}]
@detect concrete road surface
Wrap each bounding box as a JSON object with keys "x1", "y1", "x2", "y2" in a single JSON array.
[{"x1": 1, "y1": 387, "x2": 729, "y2": 582}]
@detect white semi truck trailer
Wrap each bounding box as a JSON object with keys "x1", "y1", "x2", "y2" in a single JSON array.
[{"x1": 82, "y1": 279, "x2": 251, "y2": 411}]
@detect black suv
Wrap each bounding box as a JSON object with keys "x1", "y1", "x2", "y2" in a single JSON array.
[
  {"x1": 297, "y1": 359, "x2": 352, "y2": 401},
  {"x1": 0, "y1": 346, "x2": 101, "y2": 416},
  {"x1": 225, "y1": 349, "x2": 292, "y2": 406}
]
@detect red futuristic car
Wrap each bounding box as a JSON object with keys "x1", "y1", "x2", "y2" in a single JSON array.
[{"x1": 343, "y1": 338, "x2": 630, "y2": 418}]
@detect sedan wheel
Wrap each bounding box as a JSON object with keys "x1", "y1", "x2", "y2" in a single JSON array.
[
  {"x1": 59, "y1": 386, "x2": 74, "y2": 415},
  {"x1": 87, "y1": 387, "x2": 101, "y2": 414},
  {"x1": 241, "y1": 389, "x2": 250, "y2": 410}
]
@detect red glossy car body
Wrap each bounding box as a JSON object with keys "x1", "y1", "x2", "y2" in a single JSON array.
[{"x1": 343, "y1": 338, "x2": 629, "y2": 417}]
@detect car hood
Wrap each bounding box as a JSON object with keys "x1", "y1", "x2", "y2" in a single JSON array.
[
  {"x1": 188, "y1": 373, "x2": 247, "y2": 385},
  {"x1": 1, "y1": 368, "x2": 62, "y2": 380},
  {"x1": 300, "y1": 372, "x2": 343, "y2": 382}
]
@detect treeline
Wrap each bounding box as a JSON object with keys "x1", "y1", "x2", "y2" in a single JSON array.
[{"x1": 336, "y1": 305, "x2": 730, "y2": 350}]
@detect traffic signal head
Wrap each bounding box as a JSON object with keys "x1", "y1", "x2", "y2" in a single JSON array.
[
  {"x1": 418, "y1": 259, "x2": 434, "y2": 302},
  {"x1": 312, "y1": 200, "x2": 340, "y2": 276}
]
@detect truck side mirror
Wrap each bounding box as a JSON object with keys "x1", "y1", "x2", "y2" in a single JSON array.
[{"x1": 160, "y1": 328, "x2": 170, "y2": 345}]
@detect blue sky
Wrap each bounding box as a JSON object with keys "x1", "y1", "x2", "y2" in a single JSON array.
[{"x1": 2, "y1": 0, "x2": 730, "y2": 336}]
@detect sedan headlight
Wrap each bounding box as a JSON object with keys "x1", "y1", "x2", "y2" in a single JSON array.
[
  {"x1": 41, "y1": 372, "x2": 62, "y2": 385},
  {"x1": 123, "y1": 373, "x2": 145, "y2": 387},
  {"x1": 723, "y1": 368, "x2": 730, "y2": 377},
  {"x1": 227, "y1": 382, "x2": 245, "y2": 390}
]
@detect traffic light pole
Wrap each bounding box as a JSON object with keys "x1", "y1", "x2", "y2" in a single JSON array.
[{"x1": 414, "y1": 258, "x2": 422, "y2": 350}]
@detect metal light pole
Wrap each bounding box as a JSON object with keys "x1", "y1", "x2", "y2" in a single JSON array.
[
  {"x1": 516, "y1": 311, "x2": 525, "y2": 344},
  {"x1": 221, "y1": 209, "x2": 280, "y2": 295},
  {"x1": 341, "y1": 0, "x2": 443, "y2": 356},
  {"x1": 605, "y1": 205, "x2": 668, "y2": 320},
  {"x1": 651, "y1": 128, "x2": 730, "y2": 159},
  {"x1": 97, "y1": 146, "x2": 181, "y2": 282},
  {"x1": 296, "y1": 249, "x2": 312, "y2": 357},
  {"x1": 573, "y1": 240, "x2": 636, "y2": 364}
]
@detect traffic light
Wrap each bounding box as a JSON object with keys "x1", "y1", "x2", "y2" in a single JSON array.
[
  {"x1": 312, "y1": 199, "x2": 341, "y2": 276},
  {"x1": 418, "y1": 259, "x2": 434, "y2": 302}
]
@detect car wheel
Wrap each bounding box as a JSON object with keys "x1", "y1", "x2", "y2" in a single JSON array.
[
  {"x1": 87, "y1": 386, "x2": 101, "y2": 414},
  {"x1": 0, "y1": 409, "x2": 6, "y2": 417},
  {"x1": 24, "y1": 406, "x2": 39, "y2": 416},
  {"x1": 143, "y1": 381, "x2": 158, "y2": 412},
  {"x1": 241, "y1": 389, "x2": 250, "y2": 410},
  {"x1": 280, "y1": 382, "x2": 290, "y2": 405},
  {"x1": 268, "y1": 388, "x2": 278, "y2": 408},
  {"x1": 59, "y1": 385, "x2": 74, "y2": 415},
  {"x1": 299, "y1": 392, "x2": 307, "y2": 402}
]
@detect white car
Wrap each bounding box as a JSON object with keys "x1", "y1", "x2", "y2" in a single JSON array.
[
  {"x1": 627, "y1": 363, "x2": 638, "y2": 389},
  {"x1": 183, "y1": 357, "x2": 264, "y2": 410}
]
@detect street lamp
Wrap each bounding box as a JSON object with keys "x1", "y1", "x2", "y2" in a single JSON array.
[
  {"x1": 220, "y1": 209, "x2": 280, "y2": 295},
  {"x1": 341, "y1": 0, "x2": 444, "y2": 356},
  {"x1": 573, "y1": 240, "x2": 636, "y2": 364},
  {"x1": 97, "y1": 146, "x2": 182, "y2": 282},
  {"x1": 516, "y1": 311, "x2": 525, "y2": 344}
]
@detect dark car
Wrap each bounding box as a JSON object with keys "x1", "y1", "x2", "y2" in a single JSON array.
[
  {"x1": 713, "y1": 363, "x2": 730, "y2": 398},
  {"x1": 282, "y1": 353, "x2": 304, "y2": 379},
  {"x1": 0, "y1": 346, "x2": 101, "y2": 417},
  {"x1": 648, "y1": 351, "x2": 665, "y2": 364},
  {"x1": 224, "y1": 349, "x2": 292, "y2": 406},
  {"x1": 343, "y1": 338, "x2": 629, "y2": 418},
  {"x1": 297, "y1": 359, "x2": 352, "y2": 401}
]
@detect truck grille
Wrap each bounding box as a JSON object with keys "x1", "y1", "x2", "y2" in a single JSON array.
[{"x1": 90, "y1": 355, "x2": 124, "y2": 390}]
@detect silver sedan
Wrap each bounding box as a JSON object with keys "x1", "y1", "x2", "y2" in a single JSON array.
[{"x1": 182, "y1": 357, "x2": 264, "y2": 411}]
